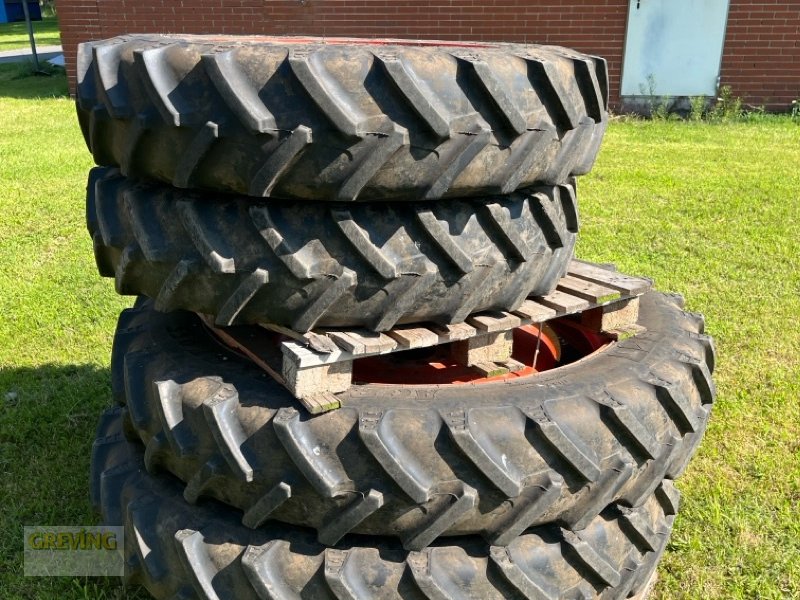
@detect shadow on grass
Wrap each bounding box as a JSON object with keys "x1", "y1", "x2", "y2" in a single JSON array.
[{"x1": 0, "y1": 62, "x2": 68, "y2": 99}]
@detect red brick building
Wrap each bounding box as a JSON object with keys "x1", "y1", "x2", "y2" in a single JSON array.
[{"x1": 56, "y1": 0, "x2": 799, "y2": 111}]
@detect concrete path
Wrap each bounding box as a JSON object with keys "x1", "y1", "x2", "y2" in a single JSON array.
[{"x1": 0, "y1": 44, "x2": 63, "y2": 64}]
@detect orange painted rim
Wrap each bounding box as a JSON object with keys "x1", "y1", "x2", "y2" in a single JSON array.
[{"x1": 352, "y1": 320, "x2": 612, "y2": 386}]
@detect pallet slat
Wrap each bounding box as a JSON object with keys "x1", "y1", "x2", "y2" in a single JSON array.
[
  {"x1": 537, "y1": 289, "x2": 591, "y2": 313},
  {"x1": 568, "y1": 260, "x2": 651, "y2": 295},
  {"x1": 260, "y1": 323, "x2": 340, "y2": 354},
  {"x1": 429, "y1": 322, "x2": 477, "y2": 343},
  {"x1": 326, "y1": 331, "x2": 367, "y2": 354},
  {"x1": 557, "y1": 275, "x2": 621, "y2": 304},
  {"x1": 513, "y1": 300, "x2": 558, "y2": 323},
  {"x1": 345, "y1": 329, "x2": 398, "y2": 354},
  {"x1": 300, "y1": 392, "x2": 341, "y2": 415},
  {"x1": 467, "y1": 311, "x2": 521, "y2": 333},
  {"x1": 387, "y1": 327, "x2": 439, "y2": 348},
  {"x1": 327, "y1": 329, "x2": 397, "y2": 355}
]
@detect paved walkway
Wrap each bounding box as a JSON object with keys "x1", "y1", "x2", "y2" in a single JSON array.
[{"x1": 0, "y1": 44, "x2": 63, "y2": 64}]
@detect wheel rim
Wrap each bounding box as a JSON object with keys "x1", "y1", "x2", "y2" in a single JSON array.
[{"x1": 352, "y1": 319, "x2": 612, "y2": 386}]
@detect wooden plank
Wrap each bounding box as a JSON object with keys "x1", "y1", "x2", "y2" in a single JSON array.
[
  {"x1": 326, "y1": 331, "x2": 368, "y2": 355},
  {"x1": 582, "y1": 260, "x2": 618, "y2": 272},
  {"x1": 201, "y1": 317, "x2": 285, "y2": 384},
  {"x1": 471, "y1": 362, "x2": 509, "y2": 377},
  {"x1": 568, "y1": 260, "x2": 652, "y2": 295},
  {"x1": 387, "y1": 326, "x2": 439, "y2": 349},
  {"x1": 556, "y1": 275, "x2": 621, "y2": 304},
  {"x1": 513, "y1": 300, "x2": 557, "y2": 323},
  {"x1": 299, "y1": 392, "x2": 341, "y2": 415},
  {"x1": 338, "y1": 329, "x2": 397, "y2": 354},
  {"x1": 260, "y1": 323, "x2": 339, "y2": 354},
  {"x1": 467, "y1": 311, "x2": 521, "y2": 333},
  {"x1": 536, "y1": 289, "x2": 591, "y2": 314},
  {"x1": 429, "y1": 322, "x2": 477, "y2": 343}
]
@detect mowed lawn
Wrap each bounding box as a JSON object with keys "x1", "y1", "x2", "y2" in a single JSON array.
[
  {"x1": 0, "y1": 65, "x2": 798, "y2": 599},
  {"x1": 0, "y1": 15, "x2": 61, "y2": 51}
]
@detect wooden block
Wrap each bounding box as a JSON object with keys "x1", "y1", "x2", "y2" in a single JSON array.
[
  {"x1": 387, "y1": 326, "x2": 439, "y2": 349},
  {"x1": 467, "y1": 311, "x2": 521, "y2": 333},
  {"x1": 606, "y1": 324, "x2": 647, "y2": 341},
  {"x1": 557, "y1": 275, "x2": 620, "y2": 304},
  {"x1": 452, "y1": 331, "x2": 513, "y2": 366},
  {"x1": 299, "y1": 392, "x2": 341, "y2": 415},
  {"x1": 283, "y1": 358, "x2": 353, "y2": 399},
  {"x1": 513, "y1": 300, "x2": 557, "y2": 323},
  {"x1": 429, "y1": 322, "x2": 477, "y2": 343},
  {"x1": 568, "y1": 260, "x2": 652, "y2": 295},
  {"x1": 580, "y1": 297, "x2": 640, "y2": 332},
  {"x1": 471, "y1": 362, "x2": 509, "y2": 377},
  {"x1": 536, "y1": 289, "x2": 591, "y2": 314}
]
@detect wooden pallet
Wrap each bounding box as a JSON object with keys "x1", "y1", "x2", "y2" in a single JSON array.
[{"x1": 205, "y1": 260, "x2": 652, "y2": 414}]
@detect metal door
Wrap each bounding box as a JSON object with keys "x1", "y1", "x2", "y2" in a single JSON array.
[{"x1": 621, "y1": 0, "x2": 730, "y2": 97}]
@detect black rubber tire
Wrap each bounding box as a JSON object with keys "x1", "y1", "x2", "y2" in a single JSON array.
[
  {"x1": 92, "y1": 405, "x2": 678, "y2": 600},
  {"x1": 113, "y1": 292, "x2": 714, "y2": 550},
  {"x1": 87, "y1": 167, "x2": 578, "y2": 331},
  {"x1": 76, "y1": 35, "x2": 608, "y2": 202}
]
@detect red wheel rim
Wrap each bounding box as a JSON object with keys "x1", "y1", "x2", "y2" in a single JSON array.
[{"x1": 352, "y1": 320, "x2": 612, "y2": 386}]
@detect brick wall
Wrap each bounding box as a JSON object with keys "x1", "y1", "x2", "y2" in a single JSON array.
[
  {"x1": 56, "y1": 0, "x2": 799, "y2": 112},
  {"x1": 719, "y1": 0, "x2": 799, "y2": 110},
  {"x1": 57, "y1": 0, "x2": 629, "y2": 106}
]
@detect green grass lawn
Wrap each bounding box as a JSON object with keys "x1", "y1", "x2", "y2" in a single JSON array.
[
  {"x1": 0, "y1": 64, "x2": 798, "y2": 598},
  {"x1": 578, "y1": 116, "x2": 800, "y2": 599},
  {"x1": 0, "y1": 15, "x2": 61, "y2": 52}
]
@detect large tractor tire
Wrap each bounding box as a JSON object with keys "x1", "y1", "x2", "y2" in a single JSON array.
[
  {"x1": 92, "y1": 405, "x2": 678, "y2": 600},
  {"x1": 113, "y1": 292, "x2": 714, "y2": 549},
  {"x1": 77, "y1": 36, "x2": 608, "y2": 202},
  {"x1": 88, "y1": 168, "x2": 577, "y2": 331}
]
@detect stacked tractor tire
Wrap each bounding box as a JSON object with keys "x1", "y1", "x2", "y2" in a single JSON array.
[{"x1": 78, "y1": 35, "x2": 715, "y2": 600}]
